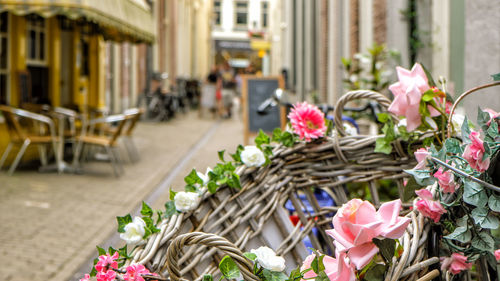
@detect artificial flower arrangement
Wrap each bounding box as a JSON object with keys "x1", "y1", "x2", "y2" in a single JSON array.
[{"x1": 80, "y1": 64, "x2": 500, "y2": 281}]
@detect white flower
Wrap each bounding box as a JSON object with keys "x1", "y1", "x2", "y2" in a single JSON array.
[
  {"x1": 451, "y1": 114, "x2": 465, "y2": 136},
  {"x1": 196, "y1": 167, "x2": 212, "y2": 186},
  {"x1": 120, "y1": 216, "x2": 146, "y2": 245},
  {"x1": 240, "y1": 146, "x2": 266, "y2": 167},
  {"x1": 251, "y1": 246, "x2": 286, "y2": 272},
  {"x1": 343, "y1": 122, "x2": 358, "y2": 136},
  {"x1": 174, "y1": 191, "x2": 200, "y2": 212}
]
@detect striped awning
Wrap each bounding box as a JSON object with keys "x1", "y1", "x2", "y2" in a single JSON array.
[{"x1": 0, "y1": 0, "x2": 155, "y2": 43}]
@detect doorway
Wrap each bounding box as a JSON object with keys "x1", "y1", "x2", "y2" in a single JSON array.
[{"x1": 60, "y1": 30, "x2": 73, "y2": 107}]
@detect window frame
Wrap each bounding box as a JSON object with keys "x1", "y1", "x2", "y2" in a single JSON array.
[
  {"x1": 26, "y1": 15, "x2": 48, "y2": 66},
  {"x1": 213, "y1": 0, "x2": 222, "y2": 27},
  {"x1": 234, "y1": 0, "x2": 248, "y2": 29},
  {"x1": 0, "y1": 12, "x2": 10, "y2": 104},
  {"x1": 261, "y1": 1, "x2": 268, "y2": 28}
]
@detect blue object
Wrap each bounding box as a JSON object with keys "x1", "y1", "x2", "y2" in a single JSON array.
[{"x1": 325, "y1": 114, "x2": 360, "y2": 133}]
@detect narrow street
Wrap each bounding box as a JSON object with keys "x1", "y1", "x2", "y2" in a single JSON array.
[{"x1": 0, "y1": 112, "x2": 243, "y2": 281}]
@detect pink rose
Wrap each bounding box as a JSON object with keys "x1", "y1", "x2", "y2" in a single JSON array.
[
  {"x1": 124, "y1": 263, "x2": 152, "y2": 281},
  {"x1": 414, "y1": 147, "x2": 430, "y2": 170},
  {"x1": 441, "y1": 253, "x2": 472, "y2": 274},
  {"x1": 415, "y1": 189, "x2": 447, "y2": 223},
  {"x1": 495, "y1": 249, "x2": 500, "y2": 261},
  {"x1": 433, "y1": 167, "x2": 458, "y2": 193},
  {"x1": 300, "y1": 252, "x2": 355, "y2": 281},
  {"x1": 388, "y1": 63, "x2": 440, "y2": 132},
  {"x1": 96, "y1": 270, "x2": 117, "y2": 281},
  {"x1": 95, "y1": 252, "x2": 119, "y2": 273},
  {"x1": 463, "y1": 131, "x2": 490, "y2": 172},
  {"x1": 326, "y1": 199, "x2": 410, "y2": 269}
]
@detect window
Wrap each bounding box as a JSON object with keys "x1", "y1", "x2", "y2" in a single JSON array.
[
  {"x1": 26, "y1": 15, "x2": 47, "y2": 65},
  {"x1": 261, "y1": 1, "x2": 268, "y2": 28},
  {"x1": 79, "y1": 37, "x2": 90, "y2": 77},
  {"x1": 0, "y1": 12, "x2": 8, "y2": 104},
  {"x1": 213, "y1": 0, "x2": 221, "y2": 26},
  {"x1": 234, "y1": 0, "x2": 248, "y2": 28}
]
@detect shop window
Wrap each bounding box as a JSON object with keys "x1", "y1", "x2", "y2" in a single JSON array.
[
  {"x1": 214, "y1": 0, "x2": 221, "y2": 26},
  {"x1": 234, "y1": 0, "x2": 248, "y2": 28},
  {"x1": 79, "y1": 38, "x2": 90, "y2": 77},
  {"x1": 0, "y1": 12, "x2": 8, "y2": 104},
  {"x1": 261, "y1": 1, "x2": 268, "y2": 28},
  {"x1": 26, "y1": 14, "x2": 47, "y2": 66}
]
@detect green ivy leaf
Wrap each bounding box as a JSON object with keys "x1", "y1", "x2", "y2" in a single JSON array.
[
  {"x1": 377, "y1": 113, "x2": 391, "y2": 123},
  {"x1": 263, "y1": 269, "x2": 288, "y2": 281},
  {"x1": 169, "y1": 189, "x2": 177, "y2": 201},
  {"x1": 471, "y1": 207, "x2": 500, "y2": 229},
  {"x1": 185, "y1": 169, "x2": 203, "y2": 185},
  {"x1": 207, "y1": 181, "x2": 218, "y2": 193},
  {"x1": 463, "y1": 180, "x2": 488, "y2": 207},
  {"x1": 90, "y1": 258, "x2": 98, "y2": 276},
  {"x1": 488, "y1": 121, "x2": 498, "y2": 139},
  {"x1": 96, "y1": 245, "x2": 107, "y2": 256},
  {"x1": 142, "y1": 216, "x2": 160, "y2": 236},
  {"x1": 488, "y1": 194, "x2": 500, "y2": 212},
  {"x1": 243, "y1": 252, "x2": 257, "y2": 261},
  {"x1": 444, "y1": 138, "x2": 462, "y2": 154},
  {"x1": 140, "y1": 201, "x2": 153, "y2": 217},
  {"x1": 218, "y1": 150, "x2": 226, "y2": 162},
  {"x1": 185, "y1": 184, "x2": 197, "y2": 192},
  {"x1": 422, "y1": 89, "x2": 438, "y2": 102},
  {"x1": 404, "y1": 169, "x2": 434, "y2": 186},
  {"x1": 461, "y1": 116, "x2": 472, "y2": 143},
  {"x1": 202, "y1": 274, "x2": 214, "y2": 281},
  {"x1": 219, "y1": 256, "x2": 242, "y2": 280},
  {"x1": 478, "y1": 107, "x2": 491, "y2": 132},
  {"x1": 164, "y1": 201, "x2": 177, "y2": 218},
  {"x1": 280, "y1": 131, "x2": 296, "y2": 147},
  {"x1": 491, "y1": 72, "x2": 500, "y2": 81},
  {"x1": 403, "y1": 177, "x2": 421, "y2": 201},
  {"x1": 471, "y1": 232, "x2": 495, "y2": 252},
  {"x1": 230, "y1": 145, "x2": 244, "y2": 163},
  {"x1": 255, "y1": 129, "x2": 271, "y2": 149},
  {"x1": 310, "y1": 253, "x2": 325, "y2": 274},
  {"x1": 372, "y1": 238, "x2": 395, "y2": 264},
  {"x1": 375, "y1": 138, "x2": 393, "y2": 154},
  {"x1": 364, "y1": 264, "x2": 386, "y2": 281},
  {"x1": 118, "y1": 245, "x2": 129, "y2": 259},
  {"x1": 117, "y1": 214, "x2": 132, "y2": 233},
  {"x1": 287, "y1": 266, "x2": 303, "y2": 281},
  {"x1": 444, "y1": 226, "x2": 472, "y2": 243}
]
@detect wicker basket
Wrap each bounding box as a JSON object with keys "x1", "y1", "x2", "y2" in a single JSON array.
[{"x1": 124, "y1": 90, "x2": 440, "y2": 281}]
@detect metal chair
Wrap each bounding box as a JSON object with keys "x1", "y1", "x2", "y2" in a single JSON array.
[
  {"x1": 104, "y1": 108, "x2": 143, "y2": 163},
  {"x1": 0, "y1": 105, "x2": 58, "y2": 175},
  {"x1": 72, "y1": 114, "x2": 128, "y2": 177}
]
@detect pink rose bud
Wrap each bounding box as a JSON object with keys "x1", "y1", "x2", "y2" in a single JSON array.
[
  {"x1": 440, "y1": 253, "x2": 473, "y2": 275},
  {"x1": 463, "y1": 131, "x2": 490, "y2": 172}
]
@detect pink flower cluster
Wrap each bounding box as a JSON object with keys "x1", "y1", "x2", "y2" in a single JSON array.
[
  {"x1": 288, "y1": 102, "x2": 326, "y2": 141},
  {"x1": 325, "y1": 199, "x2": 411, "y2": 270},
  {"x1": 433, "y1": 167, "x2": 458, "y2": 194},
  {"x1": 81, "y1": 252, "x2": 156, "y2": 281},
  {"x1": 440, "y1": 253, "x2": 472, "y2": 275},
  {"x1": 463, "y1": 131, "x2": 490, "y2": 172},
  {"x1": 388, "y1": 63, "x2": 441, "y2": 132},
  {"x1": 414, "y1": 189, "x2": 446, "y2": 223},
  {"x1": 300, "y1": 252, "x2": 355, "y2": 281}
]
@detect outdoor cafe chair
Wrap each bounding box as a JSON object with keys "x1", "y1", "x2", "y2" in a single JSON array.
[
  {"x1": 103, "y1": 108, "x2": 143, "y2": 163},
  {"x1": 72, "y1": 114, "x2": 128, "y2": 177},
  {"x1": 0, "y1": 105, "x2": 58, "y2": 175}
]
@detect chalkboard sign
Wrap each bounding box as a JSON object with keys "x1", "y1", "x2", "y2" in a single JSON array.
[{"x1": 242, "y1": 75, "x2": 285, "y2": 144}]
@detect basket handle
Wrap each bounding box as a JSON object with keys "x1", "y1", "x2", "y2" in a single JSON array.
[
  {"x1": 166, "y1": 232, "x2": 259, "y2": 281},
  {"x1": 333, "y1": 90, "x2": 393, "y2": 136},
  {"x1": 447, "y1": 82, "x2": 500, "y2": 138}
]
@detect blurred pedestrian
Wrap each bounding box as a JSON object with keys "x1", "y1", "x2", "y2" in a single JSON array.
[{"x1": 217, "y1": 61, "x2": 236, "y2": 118}]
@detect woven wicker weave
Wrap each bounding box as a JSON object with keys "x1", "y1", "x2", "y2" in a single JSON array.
[{"x1": 124, "y1": 90, "x2": 440, "y2": 281}]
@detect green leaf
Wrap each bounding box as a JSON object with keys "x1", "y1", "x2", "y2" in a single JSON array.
[
  {"x1": 444, "y1": 226, "x2": 472, "y2": 243},
  {"x1": 207, "y1": 181, "x2": 218, "y2": 193},
  {"x1": 231, "y1": 173, "x2": 241, "y2": 189},
  {"x1": 404, "y1": 169, "x2": 434, "y2": 186},
  {"x1": 461, "y1": 116, "x2": 472, "y2": 143},
  {"x1": 375, "y1": 138, "x2": 393, "y2": 154},
  {"x1": 491, "y1": 72, "x2": 500, "y2": 81},
  {"x1": 287, "y1": 266, "x2": 303, "y2": 281},
  {"x1": 421, "y1": 63, "x2": 437, "y2": 87},
  {"x1": 142, "y1": 216, "x2": 160, "y2": 236},
  {"x1": 185, "y1": 169, "x2": 203, "y2": 185},
  {"x1": 478, "y1": 107, "x2": 491, "y2": 132},
  {"x1": 471, "y1": 207, "x2": 500, "y2": 229},
  {"x1": 117, "y1": 214, "x2": 132, "y2": 233},
  {"x1": 185, "y1": 184, "x2": 197, "y2": 192},
  {"x1": 219, "y1": 256, "x2": 242, "y2": 280},
  {"x1": 377, "y1": 113, "x2": 390, "y2": 123},
  {"x1": 372, "y1": 238, "x2": 396, "y2": 264},
  {"x1": 463, "y1": 180, "x2": 488, "y2": 207},
  {"x1": 218, "y1": 150, "x2": 226, "y2": 162},
  {"x1": 403, "y1": 177, "x2": 421, "y2": 201},
  {"x1": 471, "y1": 232, "x2": 495, "y2": 252},
  {"x1": 422, "y1": 89, "x2": 437, "y2": 102},
  {"x1": 169, "y1": 189, "x2": 177, "y2": 201},
  {"x1": 444, "y1": 138, "x2": 462, "y2": 154},
  {"x1": 108, "y1": 246, "x2": 117, "y2": 255},
  {"x1": 488, "y1": 194, "x2": 500, "y2": 212},
  {"x1": 118, "y1": 245, "x2": 129, "y2": 259},
  {"x1": 364, "y1": 264, "x2": 386, "y2": 281},
  {"x1": 488, "y1": 121, "x2": 498, "y2": 139},
  {"x1": 255, "y1": 129, "x2": 271, "y2": 149},
  {"x1": 90, "y1": 259, "x2": 98, "y2": 276},
  {"x1": 263, "y1": 269, "x2": 288, "y2": 281},
  {"x1": 280, "y1": 131, "x2": 296, "y2": 147},
  {"x1": 202, "y1": 274, "x2": 213, "y2": 281},
  {"x1": 230, "y1": 145, "x2": 244, "y2": 163},
  {"x1": 96, "y1": 246, "x2": 107, "y2": 256},
  {"x1": 140, "y1": 201, "x2": 153, "y2": 217},
  {"x1": 164, "y1": 201, "x2": 177, "y2": 218},
  {"x1": 243, "y1": 252, "x2": 257, "y2": 261}
]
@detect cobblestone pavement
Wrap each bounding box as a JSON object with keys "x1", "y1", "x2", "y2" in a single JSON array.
[{"x1": 0, "y1": 111, "x2": 243, "y2": 281}]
